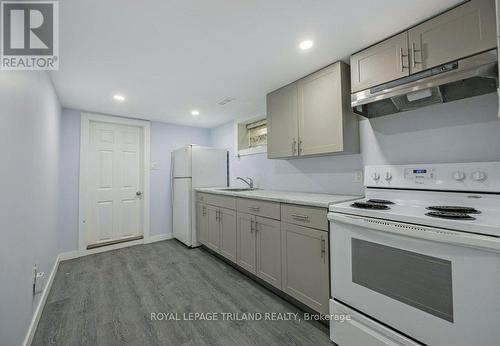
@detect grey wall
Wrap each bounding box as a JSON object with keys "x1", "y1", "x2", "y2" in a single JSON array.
[
  {"x1": 210, "y1": 121, "x2": 364, "y2": 194},
  {"x1": 360, "y1": 93, "x2": 500, "y2": 165},
  {"x1": 58, "y1": 110, "x2": 211, "y2": 252},
  {"x1": 58, "y1": 109, "x2": 81, "y2": 253},
  {"x1": 0, "y1": 72, "x2": 61, "y2": 346},
  {"x1": 210, "y1": 93, "x2": 500, "y2": 195}
]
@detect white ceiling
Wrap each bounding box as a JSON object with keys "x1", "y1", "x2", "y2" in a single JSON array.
[{"x1": 51, "y1": 0, "x2": 462, "y2": 128}]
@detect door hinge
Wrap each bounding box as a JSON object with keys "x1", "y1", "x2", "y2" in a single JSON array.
[{"x1": 321, "y1": 236, "x2": 326, "y2": 261}]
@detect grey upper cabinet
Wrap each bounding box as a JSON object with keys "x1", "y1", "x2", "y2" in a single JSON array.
[
  {"x1": 267, "y1": 61, "x2": 359, "y2": 159},
  {"x1": 255, "y1": 216, "x2": 282, "y2": 289},
  {"x1": 197, "y1": 202, "x2": 208, "y2": 245},
  {"x1": 281, "y1": 223, "x2": 329, "y2": 315},
  {"x1": 351, "y1": 0, "x2": 496, "y2": 91},
  {"x1": 408, "y1": 0, "x2": 496, "y2": 73},
  {"x1": 267, "y1": 83, "x2": 298, "y2": 159},
  {"x1": 236, "y1": 212, "x2": 257, "y2": 274},
  {"x1": 350, "y1": 32, "x2": 410, "y2": 93},
  {"x1": 219, "y1": 208, "x2": 237, "y2": 262},
  {"x1": 207, "y1": 205, "x2": 220, "y2": 252},
  {"x1": 298, "y1": 63, "x2": 349, "y2": 156}
]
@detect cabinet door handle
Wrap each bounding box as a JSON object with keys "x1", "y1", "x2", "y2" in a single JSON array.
[
  {"x1": 291, "y1": 213, "x2": 309, "y2": 221},
  {"x1": 202, "y1": 206, "x2": 206, "y2": 216},
  {"x1": 321, "y1": 235, "x2": 326, "y2": 262},
  {"x1": 292, "y1": 138, "x2": 297, "y2": 155},
  {"x1": 411, "y1": 42, "x2": 422, "y2": 68},
  {"x1": 218, "y1": 210, "x2": 222, "y2": 222},
  {"x1": 400, "y1": 47, "x2": 408, "y2": 72},
  {"x1": 298, "y1": 137, "x2": 302, "y2": 155},
  {"x1": 255, "y1": 221, "x2": 259, "y2": 232}
]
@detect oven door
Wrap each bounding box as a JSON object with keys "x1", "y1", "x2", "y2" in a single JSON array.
[{"x1": 330, "y1": 212, "x2": 500, "y2": 346}]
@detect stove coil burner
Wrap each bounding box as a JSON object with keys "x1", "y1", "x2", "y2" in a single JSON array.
[
  {"x1": 427, "y1": 206, "x2": 481, "y2": 214},
  {"x1": 351, "y1": 202, "x2": 390, "y2": 210},
  {"x1": 366, "y1": 199, "x2": 395, "y2": 205},
  {"x1": 425, "y1": 212, "x2": 476, "y2": 220}
]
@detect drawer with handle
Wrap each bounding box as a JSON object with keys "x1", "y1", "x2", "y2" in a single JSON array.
[
  {"x1": 197, "y1": 192, "x2": 208, "y2": 202},
  {"x1": 205, "y1": 194, "x2": 236, "y2": 210},
  {"x1": 281, "y1": 204, "x2": 328, "y2": 231},
  {"x1": 237, "y1": 198, "x2": 280, "y2": 220}
]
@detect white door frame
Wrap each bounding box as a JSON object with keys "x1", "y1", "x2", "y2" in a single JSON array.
[{"x1": 79, "y1": 112, "x2": 151, "y2": 252}]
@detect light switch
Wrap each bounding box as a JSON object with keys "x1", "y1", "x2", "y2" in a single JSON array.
[
  {"x1": 151, "y1": 161, "x2": 159, "y2": 170},
  {"x1": 354, "y1": 170, "x2": 363, "y2": 183}
]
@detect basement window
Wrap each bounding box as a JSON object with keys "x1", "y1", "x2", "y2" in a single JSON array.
[{"x1": 234, "y1": 115, "x2": 267, "y2": 157}]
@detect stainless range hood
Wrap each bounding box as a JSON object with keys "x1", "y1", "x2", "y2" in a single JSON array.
[{"x1": 352, "y1": 49, "x2": 498, "y2": 118}]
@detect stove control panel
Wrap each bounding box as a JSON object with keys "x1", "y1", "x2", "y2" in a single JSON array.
[
  {"x1": 404, "y1": 168, "x2": 435, "y2": 184},
  {"x1": 364, "y1": 162, "x2": 500, "y2": 192}
]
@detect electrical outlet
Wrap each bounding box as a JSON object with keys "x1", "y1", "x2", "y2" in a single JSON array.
[
  {"x1": 32, "y1": 264, "x2": 45, "y2": 295},
  {"x1": 35, "y1": 272, "x2": 45, "y2": 294},
  {"x1": 354, "y1": 170, "x2": 363, "y2": 183}
]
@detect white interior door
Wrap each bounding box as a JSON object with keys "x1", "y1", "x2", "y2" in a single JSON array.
[{"x1": 86, "y1": 121, "x2": 144, "y2": 247}]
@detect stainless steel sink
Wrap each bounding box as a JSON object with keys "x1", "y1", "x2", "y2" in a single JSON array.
[{"x1": 218, "y1": 188, "x2": 260, "y2": 192}]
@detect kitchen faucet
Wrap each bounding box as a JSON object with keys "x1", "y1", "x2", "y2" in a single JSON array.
[{"x1": 236, "y1": 177, "x2": 254, "y2": 189}]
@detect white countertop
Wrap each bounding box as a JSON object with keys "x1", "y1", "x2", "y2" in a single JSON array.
[{"x1": 195, "y1": 187, "x2": 362, "y2": 208}]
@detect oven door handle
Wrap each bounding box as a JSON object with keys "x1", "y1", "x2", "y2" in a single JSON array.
[{"x1": 329, "y1": 212, "x2": 500, "y2": 253}]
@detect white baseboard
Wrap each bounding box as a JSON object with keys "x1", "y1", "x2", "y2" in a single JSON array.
[
  {"x1": 148, "y1": 233, "x2": 173, "y2": 243},
  {"x1": 23, "y1": 254, "x2": 61, "y2": 346},
  {"x1": 58, "y1": 250, "x2": 80, "y2": 261},
  {"x1": 58, "y1": 234, "x2": 173, "y2": 263}
]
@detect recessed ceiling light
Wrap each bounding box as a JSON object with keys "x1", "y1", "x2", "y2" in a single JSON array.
[
  {"x1": 113, "y1": 94, "x2": 125, "y2": 102},
  {"x1": 191, "y1": 110, "x2": 200, "y2": 116},
  {"x1": 299, "y1": 40, "x2": 314, "y2": 50}
]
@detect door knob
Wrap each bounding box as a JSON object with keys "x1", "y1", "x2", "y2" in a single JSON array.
[{"x1": 136, "y1": 191, "x2": 143, "y2": 197}]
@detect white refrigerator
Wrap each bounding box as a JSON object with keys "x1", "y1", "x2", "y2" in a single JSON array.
[{"x1": 171, "y1": 145, "x2": 228, "y2": 247}]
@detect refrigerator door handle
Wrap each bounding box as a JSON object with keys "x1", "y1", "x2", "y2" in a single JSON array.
[{"x1": 170, "y1": 151, "x2": 174, "y2": 209}]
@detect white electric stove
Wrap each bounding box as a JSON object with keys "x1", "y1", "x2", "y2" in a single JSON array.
[{"x1": 328, "y1": 162, "x2": 500, "y2": 346}]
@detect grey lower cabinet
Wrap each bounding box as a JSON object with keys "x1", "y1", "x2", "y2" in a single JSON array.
[
  {"x1": 196, "y1": 202, "x2": 209, "y2": 245},
  {"x1": 219, "y1": 208, "x2": 237, "y2": 262},
  {"x1": 207, "y1": 205, "x2": 220, "y2": 251},
  {"x1": 205, "y1": 205, "x2": 237, "y2": 261},
  {"x1": 255, "y1": 216, "x2": 282, "y2": 289},
  {"x1": 197, "y1": 193, "x2": 330, "y2": 315},
  {"x1": 236, "y1": 212, "x2": 257, "y2": 273},
  {"x1": 236, "y1": 212, "x2": 282, "y2": 290},
  {"x1": 281, "y1": 222, "x2": 329, "y2": 315}
]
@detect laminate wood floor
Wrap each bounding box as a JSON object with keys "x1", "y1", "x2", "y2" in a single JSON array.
[{"x1": 32, "y1": 239, "x2": 331, "y2": 346}]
